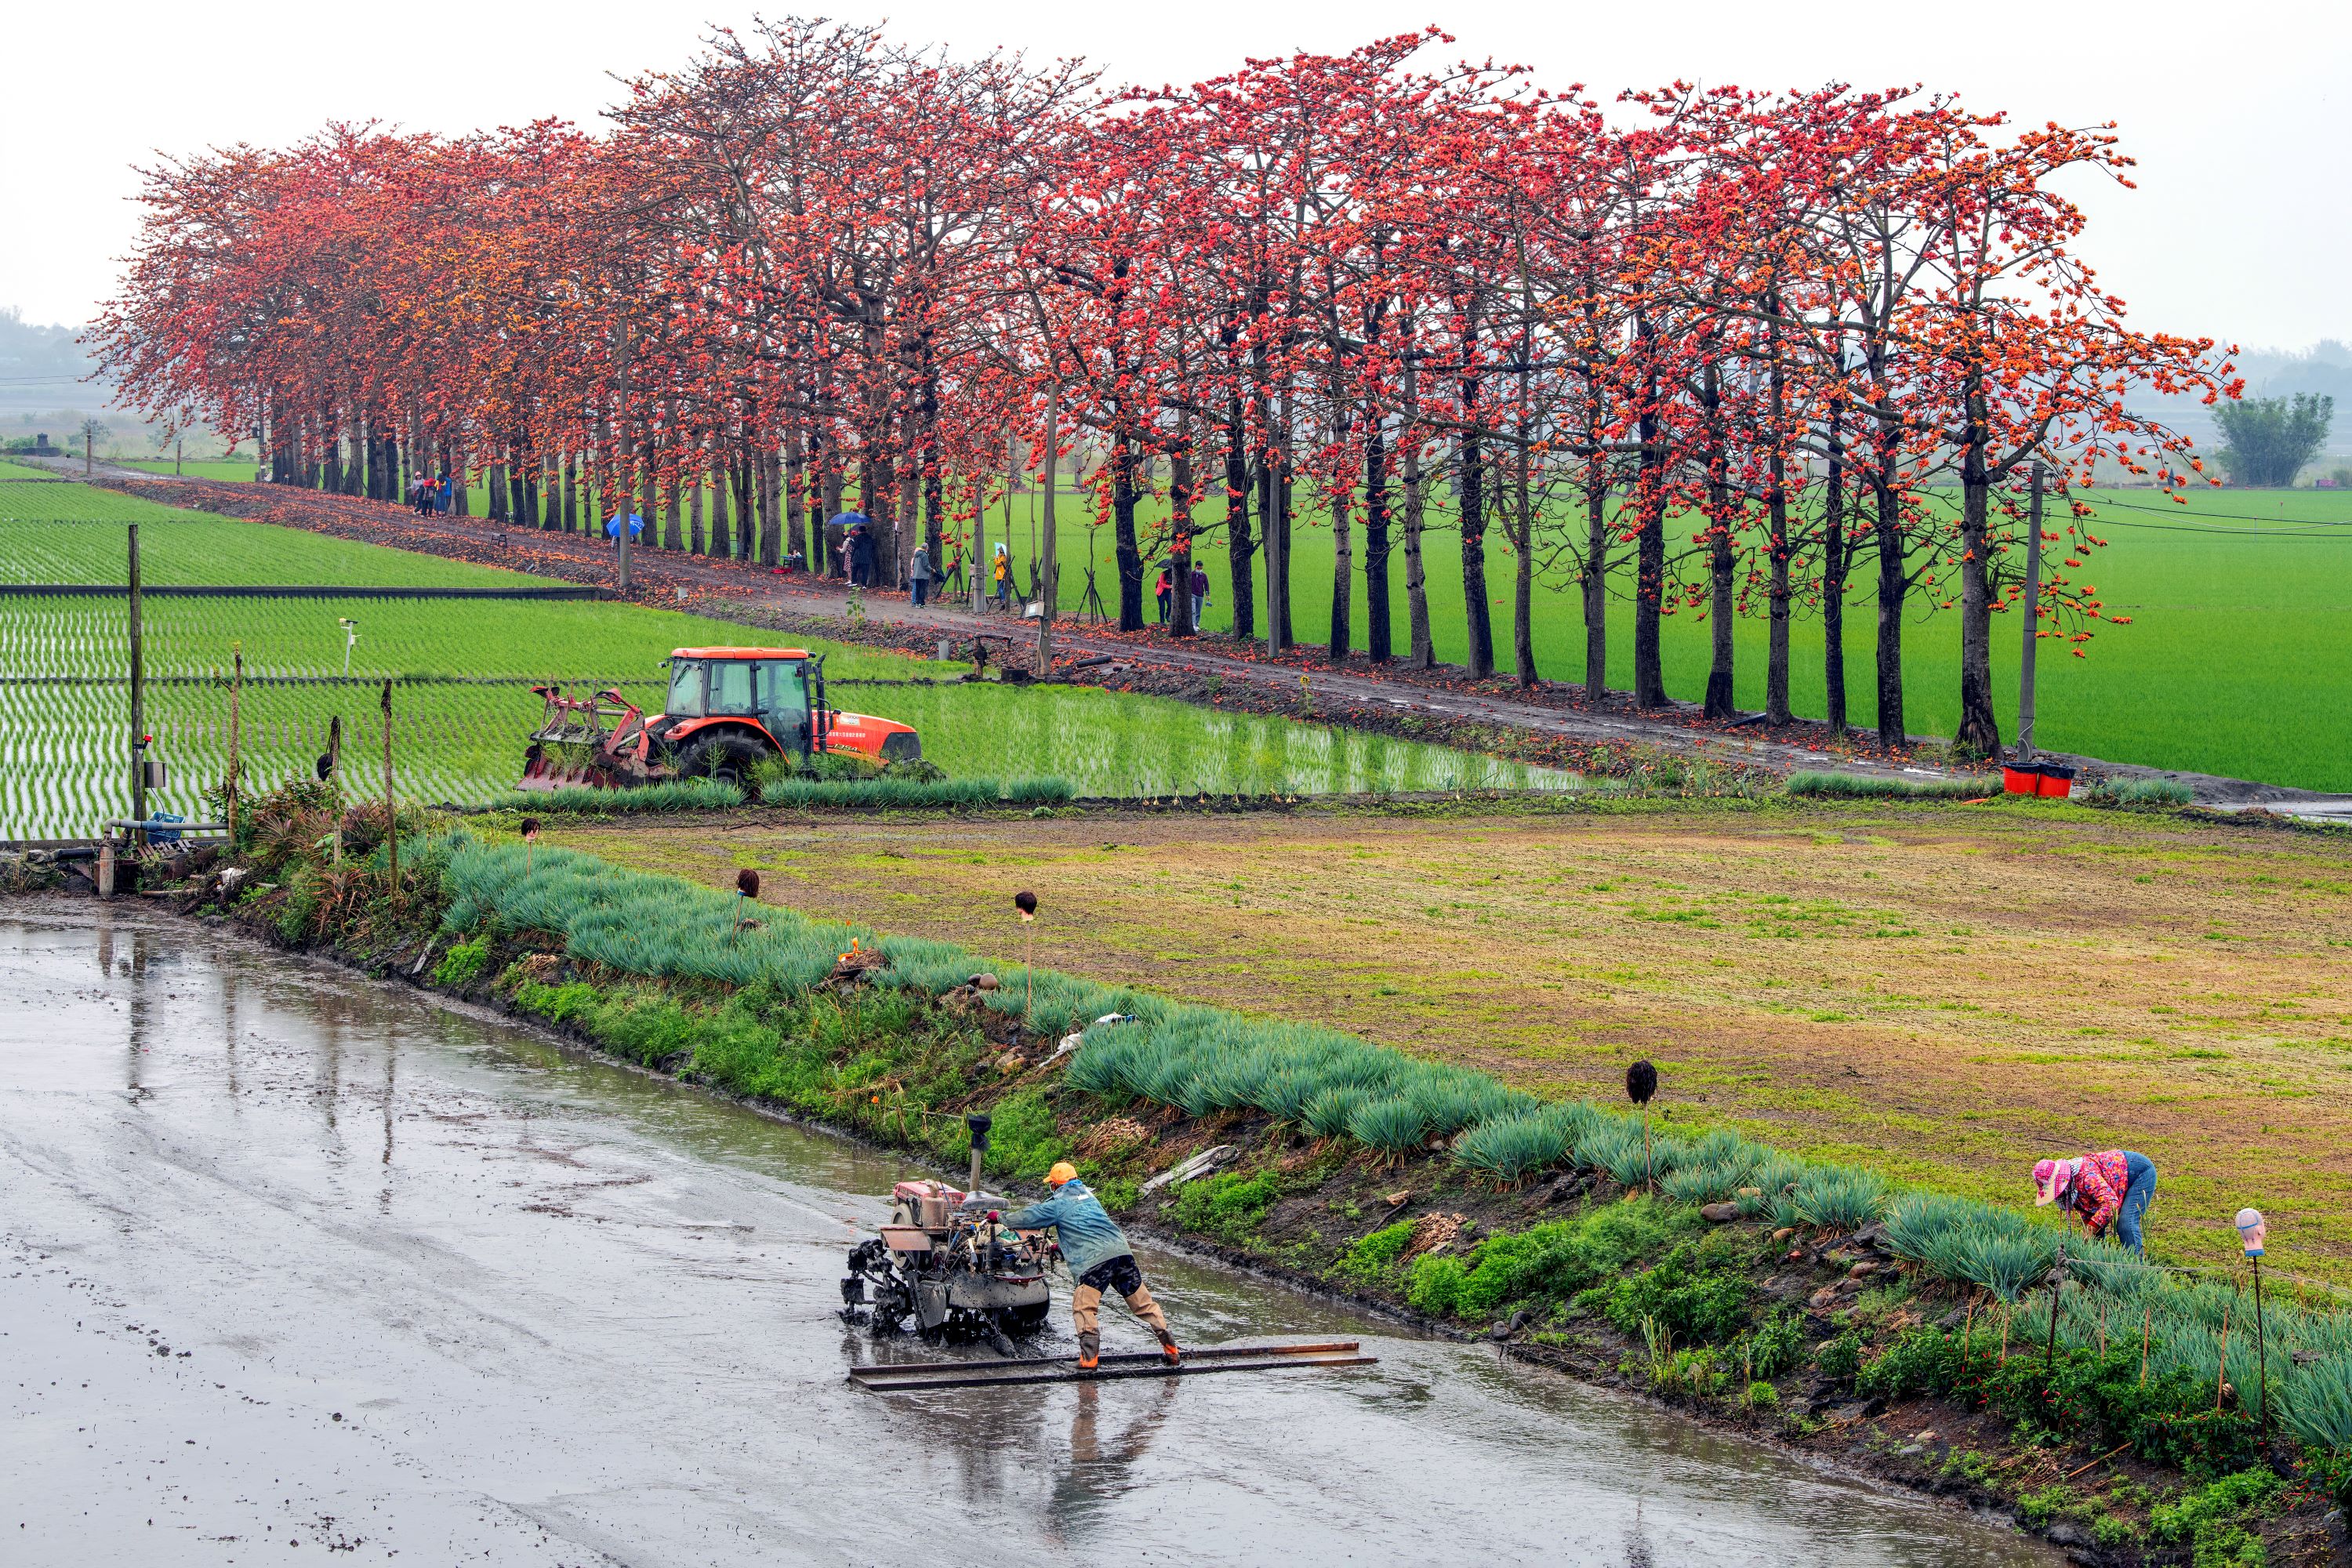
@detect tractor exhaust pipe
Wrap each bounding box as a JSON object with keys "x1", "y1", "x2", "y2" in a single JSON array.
[{"x1": 966, "y1": 1112, "x2": 991, "y2": 1198}]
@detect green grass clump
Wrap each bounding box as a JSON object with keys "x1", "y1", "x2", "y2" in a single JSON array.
[
  {"x1": 1406, "y1": 1197, "x2": 1697, "y2": 1322},
  {"x1": 1581, "y1": 1240, "x2": 1753, "y2": 1345},
  {"x1": 1330, "y1": 1220, "x2": 1420, "y2": 1287},
  {"x1": 2080, "y1": 776, "x2": 2195, "y2": 807},
  {"x1": 1169, "y1": 1171, "x2": 1282, "y2": 1242},
  {"x1": 1346, "y1": 1095, "x2": 1429, "y2": 1155},
  {"x1": 493, "y1": 779, "x2": 745, "y2": 814},
  {"x1": 1789, "y1": 1164, "x2": 1889, "y2": 1231},
  {"x1": 758, "y1": 774, "x2": 1073, "y2": 809},
  {"x1": 1783, "y1": 771, "x2": 1999, "y2": 800},
  {"x1": 433, "y1": 931, "x2": 494, "y2": 988},
  {"x1": 1451, "y1": 1112, "x2": 1572, "y2": 1183},
  {"x1": 2147, "y1": 1468, "x2": 2283, "y2": 1565}
]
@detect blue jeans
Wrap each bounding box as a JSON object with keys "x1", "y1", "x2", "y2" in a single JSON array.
[
  {"x1": 2114, "y1": 1152, "x2": 2157, "y2": 1255},
  {"x1": 910, "y1": 579, "x2": 927, "y2": 606}
]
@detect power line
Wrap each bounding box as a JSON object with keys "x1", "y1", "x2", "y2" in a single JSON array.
[
  {"x1": 2077, "y1": 515, "x2": 2351, "y2": 539},
  {"x1": 2088, "y1": 495, "x2": 2352, "y2": 526}
]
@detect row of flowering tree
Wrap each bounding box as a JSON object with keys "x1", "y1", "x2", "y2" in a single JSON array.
[{"x1": 93, "y1": 20, "x2": 2234, "y2": 756}]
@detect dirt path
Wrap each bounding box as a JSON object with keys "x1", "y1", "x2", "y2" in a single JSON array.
[{"x1": 557, "y1": 797, "x2": 2352, "y2": 1285}]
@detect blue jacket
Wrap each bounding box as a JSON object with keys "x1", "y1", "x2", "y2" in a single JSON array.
[{"x1": 1004, "y1": 1178, "x2": 1132, "y2": 1279}]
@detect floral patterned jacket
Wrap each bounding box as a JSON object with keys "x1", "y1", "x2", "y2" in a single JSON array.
[{"x1": 2067, "y1": 1150, "x2": 2132, "y2": 1236}]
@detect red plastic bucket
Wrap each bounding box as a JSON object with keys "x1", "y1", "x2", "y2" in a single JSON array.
[
  {"x1": 2035, "y1": 763, "x2": 2076, "y2": 799},
  {"x1": 2002, "y1": 764, "x2": 2042, "y2": 796}
]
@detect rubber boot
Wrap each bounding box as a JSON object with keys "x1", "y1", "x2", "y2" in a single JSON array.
[{"x1": 1077, "y1": 1330, "x2": 1100, "y2": 1371}]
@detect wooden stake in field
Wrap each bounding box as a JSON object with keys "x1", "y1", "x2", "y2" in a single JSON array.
[
  {"x1": 2215, "y1": 1303, "x2": 2230, "y2": 1413},
  {"x1": 2141, "y1": 1306, "x2": 2151, "y2": 1386},
  {"x1": 380, "y1": 680, "x2": 397, "y2": 895},
  {"x1": 734, "y1": 867, "x2": 759, "y2": 934},
  {"x1": 325, "y1": 715, "x2": 343, "y2": 866},
  {"x1": 2044, "y1": 1248, "x2": 2065, "y2": 1378},
  {"x1": 128, "y1": 522, "x2": 146, "y2": 845},
  {"x1": 520, "y1": 816, "x2": 540, "y2": 877},
  {"x1": 1014, "y1": 890, "x2": 1038, "y2": 1029},
  {"x1": 1961, "y1": 1298, "x2": 1976, "y2": 1380},
  {"x1": 1624, "y1": 1060, "x2": 1658, "y2": 1192},
  {"x1": 2236, "y1": 1207, "x2": 2270, "y2": 1439},
  {"x1": 226, "y1": 646, "x2": 243, "y2": 844}
]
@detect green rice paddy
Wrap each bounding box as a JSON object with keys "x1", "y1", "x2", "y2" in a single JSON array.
[
  {"x1": 1003, "y1": 486, "x2": 2352, "y2": 791},
  {"x1": 114, "y1": 458, "x2": 266, "y2": 483},
  {"x1": 0, "y1": 479, "x2": 1580, "y2": 836}
]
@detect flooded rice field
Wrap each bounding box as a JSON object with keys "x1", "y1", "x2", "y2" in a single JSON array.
[{"x1": 0, "y1": 903, "x2": 2048, "y2": 1566}]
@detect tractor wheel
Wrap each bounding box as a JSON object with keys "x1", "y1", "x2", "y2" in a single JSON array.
[{"x1": 676, "y1": 733, "x2": 769, "y2": 792}]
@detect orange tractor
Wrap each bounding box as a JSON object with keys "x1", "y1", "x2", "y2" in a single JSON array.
[{"x1": 518, "y1": 646, "x2": 921, "y2": 792}]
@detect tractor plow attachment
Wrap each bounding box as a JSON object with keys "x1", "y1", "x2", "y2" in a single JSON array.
[{"x1": 846, "y1": 1339, "x2": 1376, "y2": 1392}]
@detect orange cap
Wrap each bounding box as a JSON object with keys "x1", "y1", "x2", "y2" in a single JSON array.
[{"x1": 1047, "y1": 1162, "x2": 1078, "y2": 1186}]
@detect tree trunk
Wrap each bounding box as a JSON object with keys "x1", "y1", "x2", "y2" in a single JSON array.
[
  {"x1": 1703, "y1": 363, "x2": 1737, "y2": 721},
  {"x1": 1459, "y1": 312, "x2": 1494, "y2": 680},
  {"x1": 689, "y1": 445, "x2": 706, "y2": 554},
  {"x1": 1328, "y1": 378, "x2": 1354, "y2": 661},
  {"x1": 1112, "y1": 429, "x2": 1143, "y2": 631},
  {"x1": 760, "y1": 443, "x2": 783, "y2": 568},
  {"x1": 1271, "y1": 398, "x2": 1294, "y2": 651},
  {"x1": 1581, "y1": 404, "x2": 1609, "y2": 703},
  {"x1": 1955, "y1": 378, "x2": 2002, "y2": 757},
  {"x1": 1364, "y1": 407, "x2": 1392, "y2": 663},
  {"x1": 1401, "y1": 347, "x2": 1434, "y2": 669},
  {"x1": 1632, "y1": 346, "x2": 1668, "y2": 708},
  {"x1": 1872, "y1": 468, "x2": 1907, "y2": 747},
  {"x1": 1225, "y1": 393, "x2": 1254, "y2": 643},
  {"x1": 1820, "y1": 405, "x2": 1847, "y2": 734},
  {"x1": 1170, "y1": 445, "x2": 1196, "y2": 638}
]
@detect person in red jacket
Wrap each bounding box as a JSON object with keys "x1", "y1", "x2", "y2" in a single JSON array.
[{"x1": 2034, "y1": 1149, "x2": 2158, "y2": 1255}]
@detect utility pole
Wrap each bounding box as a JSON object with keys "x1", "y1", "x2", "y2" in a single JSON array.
[
  {"x1": 615, "y1": 323, "x2": 633, "y2": 595},
  {"x1": 2016, "y1": 459, "x2": 2045, "y2": 762},
  {"x1": 128, "y1": 523, "x2": 147, "y2": 844},
  {"x1": 1036, "y1": 385, "x2": 1058, "y2": 674},
  {"x1": 381, "y1": 680, "x2": 398, "y2": 895}
]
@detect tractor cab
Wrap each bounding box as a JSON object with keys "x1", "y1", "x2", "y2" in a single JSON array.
[{"x1": 518, "y1": 646, "x2": 920, "y2": 793}]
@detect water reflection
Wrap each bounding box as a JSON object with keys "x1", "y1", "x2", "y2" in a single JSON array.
[
  {"x1": 0, "y1": 902, "x2": 2050, "y2": 1568},
  {"x1": 839, "y1": 681, "x2": 1583, "y2": 797}
]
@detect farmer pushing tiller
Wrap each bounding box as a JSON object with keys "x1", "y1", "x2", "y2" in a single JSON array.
[
  {"x1": 840, "y1": 1116, "x2": 1374, "y2": 1392},
  {"x1": 1005, "y1": 1162, "x2": 1181, "y2": 1371}
]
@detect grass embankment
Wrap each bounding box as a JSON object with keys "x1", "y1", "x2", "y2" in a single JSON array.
[
  {"x1": 560, "y1": 796, "x2": 2352, "y2": 1288},
  {"x1": 180, "y1": 789, "x2": 2351, "y2": 1562}
]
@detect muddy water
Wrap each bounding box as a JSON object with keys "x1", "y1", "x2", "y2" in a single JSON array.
[{"x1": 0, "y1": 904, "x2": 2053, "y2": 1567}]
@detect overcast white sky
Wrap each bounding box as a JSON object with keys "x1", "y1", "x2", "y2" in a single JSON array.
[{"x1": 4, "y1": 0, "x2": 2343, "y2": 350}]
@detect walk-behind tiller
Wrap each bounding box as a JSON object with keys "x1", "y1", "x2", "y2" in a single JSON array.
[{"x1": 839, "y1": 1114, "x2": 1052, "y2": 1356}]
